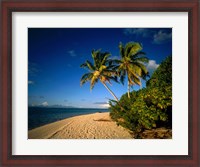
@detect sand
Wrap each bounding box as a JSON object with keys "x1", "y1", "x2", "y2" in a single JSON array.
[{"x1": 28, "y1": 112, "x2": 133, "y2": 139}]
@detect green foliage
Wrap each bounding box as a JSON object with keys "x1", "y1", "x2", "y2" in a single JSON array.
[
  {"x1": 117, "y1": 42, "x2": 149, "y2": 98},
  {"x1": 109, "y1": 56, "x2": 172, "y2": 134},
  {"x1": 80, "y1": 49, "x2": 120, "y2": 101},
  {"x1": 80, "y1": 50, "x2": 118, "y2": 90},
  {"x1": 146, "y1": 56, "x2": 172, "y2": 87}
]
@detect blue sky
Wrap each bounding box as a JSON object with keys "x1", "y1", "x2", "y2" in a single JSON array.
[{"x1": 28, "y1": 28, "x2": 172, "y2": 108}]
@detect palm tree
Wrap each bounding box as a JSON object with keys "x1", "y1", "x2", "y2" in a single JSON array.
[
  {"x1": 80, "y1": 50, "x2": 119, "y2": 101},
  {"x1": 115, "y1": 42, "x2": 149, "y2": 98}
]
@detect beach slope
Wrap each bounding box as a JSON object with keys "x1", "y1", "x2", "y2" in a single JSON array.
[{"x1": 28, "y1": 112, "x2": 133, "y2": 139}]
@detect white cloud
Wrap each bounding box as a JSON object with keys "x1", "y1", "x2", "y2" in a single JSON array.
[
  {"x1": 99, "y1": 103, "x2": 110, "y2": 108},
  {"x1": 153, "y1": 30, "x2": 172, "y2": 44},
  {"x1": 146, "y1": 60, "x2": 159, "y2": 75},
  {"x1": 94, "y1": 102, "x2": 110, "y2": 108},
  {"x1": 123, "y1": 28, "x2": 153, "y2": 38},
  {"x1": 41, "y1": 101, "x2": 48, "y2": 107},
  {"x1": 28, "y1": 80, "x2": 34, "y2": 85},
  {"x1": 124, "y1": 28, "x2": 172, "y2": 45},
  {"x1": 68, "y1": 50, "x2": 76, "y2": 57}
]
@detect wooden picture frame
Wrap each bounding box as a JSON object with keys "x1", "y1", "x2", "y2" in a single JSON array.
[{"x1": 1, "y1": 0, "x2": 199, "y2": 166}]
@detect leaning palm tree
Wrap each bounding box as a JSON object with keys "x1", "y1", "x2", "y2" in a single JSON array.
[
  {"x1": 115, "y1": 42, "x2": 149, "y2": 98},
  {"x1": 80, "y1": 50, "x2": 119, "y2": 101}
]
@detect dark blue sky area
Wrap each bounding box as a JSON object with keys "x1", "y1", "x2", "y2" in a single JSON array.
[{"x1": 28, "y1": 28, "x2": 172, "y2": 108}]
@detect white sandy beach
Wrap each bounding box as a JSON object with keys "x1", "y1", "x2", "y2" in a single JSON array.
[{"x1": 28, "y1": 112, "x2": 133, "y2": 139}]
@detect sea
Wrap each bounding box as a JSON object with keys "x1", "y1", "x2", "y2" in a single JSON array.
[{"x1": 28, "y1": 107, "x2": 109, "y2": 130}]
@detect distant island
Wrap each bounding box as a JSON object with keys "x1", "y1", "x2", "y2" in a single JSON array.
[{"x1": 28, "y1": 105, "x2": 76, "y2": 108}]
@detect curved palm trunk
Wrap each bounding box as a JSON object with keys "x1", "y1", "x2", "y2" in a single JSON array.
[
  {"x1": 101, "y1": 82, "x2": 119, "y2": 102},
  {"x1": 140, "y1": 78, "x2": 142, "y2": 89},
  {"x1": 127, "y1": 80, "x2": 130, "y2": 98}
]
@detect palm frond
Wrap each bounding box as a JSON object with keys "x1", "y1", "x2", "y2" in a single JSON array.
[
  {"x1": 100, "y1": 52, "x2": 111, "y2": 66},
  {"x1": 108, "y1": 59, "x2": 113, "y2": 66},
  {"x1": 132, "y1": 56, "x2": 149, "y2": 63},
  {"x1": 128, "y1": 75, "x2": 135, "y2": 85},
  {"x1": 80, "y1": 49, "x2": 120, "y2": 98},
  {"x1": 129, "y1": 65, "x2": 142, "y2": 76},
  {"x1": 119, "y1": 70, "x2": 126, "y2": 85},
  {"x1": 92, "y1": 49, "x2": 101, "y2": 68},
  {"x1": 80, "y1": 73, "x2": 93, "y2": 86},
  {"x1": 107, "y1": 76, "x2": 119, "y2": 83},
  {"x1": 99, "y1": 65, "x2": 107, "y2": 72},
  {"x1": 128, "y1": 73, "x2": 140, "y2": 86},
  {"x1": 132, "y1": 51, "x2": 146, "y2": 58},
  {"x1": 128, "y1": 67, "x2": 141, "y2": 84},
  {"x1": 109, "y1": 99, "x2": 118, "y2": 104},
  {"x1": 80, "y1": 62, "x2": 87, "y2": 68},
  {"x1": 90, "y1": 76, "x2": 98, "y2": 90},
  {"x1": 105, "y1": 64, "x2": 118, "y2": 70},
  {"x1": 133, "y1": 62, "x2": 148, "y2": 75},
  {"x1": 141, "y1": 71, "x2": 150, "y2": 80},
  {"x1": 112, "y1": 65, "x2": 120, "y2": 71},
  {"x1": 124, "y1": 42, "x2": 134, "y2": 58},
  {"x1": 86, "y1": 60, "x2": 95, "y2": 71},
  {"x1": 127, "y1": 42, "x2": 143, "y2": 57},
  {"x1": 132, "y1": 76, "x2": 141, "y2": 85},
  {"x1": 119, "y1": 42, "x2": 125, "y2": 58},
  {"x1": 80, "y1": 60, "x2": 95, "y2": 71},
  {"x1": 103, "y1": 69, "x2": 118, "y2": 75}
]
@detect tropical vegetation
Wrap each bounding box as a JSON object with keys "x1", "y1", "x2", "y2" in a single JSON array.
[
  {"x1": 80, "y1": 50, "x2": 119, "y2": 101},
  {"x1": 115, "y1": 42, "x2": 149, "y2": 98},
  {"x1": 80, "y1": 42, "x2": 172, "y2": 138},
  {"x1": 109, "y1": 56, "x2": 172, "y2": 137}
]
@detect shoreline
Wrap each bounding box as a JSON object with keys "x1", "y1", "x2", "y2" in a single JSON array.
[{"x1": 28, "y1": 112, "x2": 133, "y2": 139}]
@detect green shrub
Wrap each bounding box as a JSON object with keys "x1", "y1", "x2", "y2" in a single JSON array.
[
  {"x1": 146, "y1": 56, "x2": 172, "y2": 88},
  {"x1": 109, "y1": 56, "x2": 172, "y2": 134}
]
